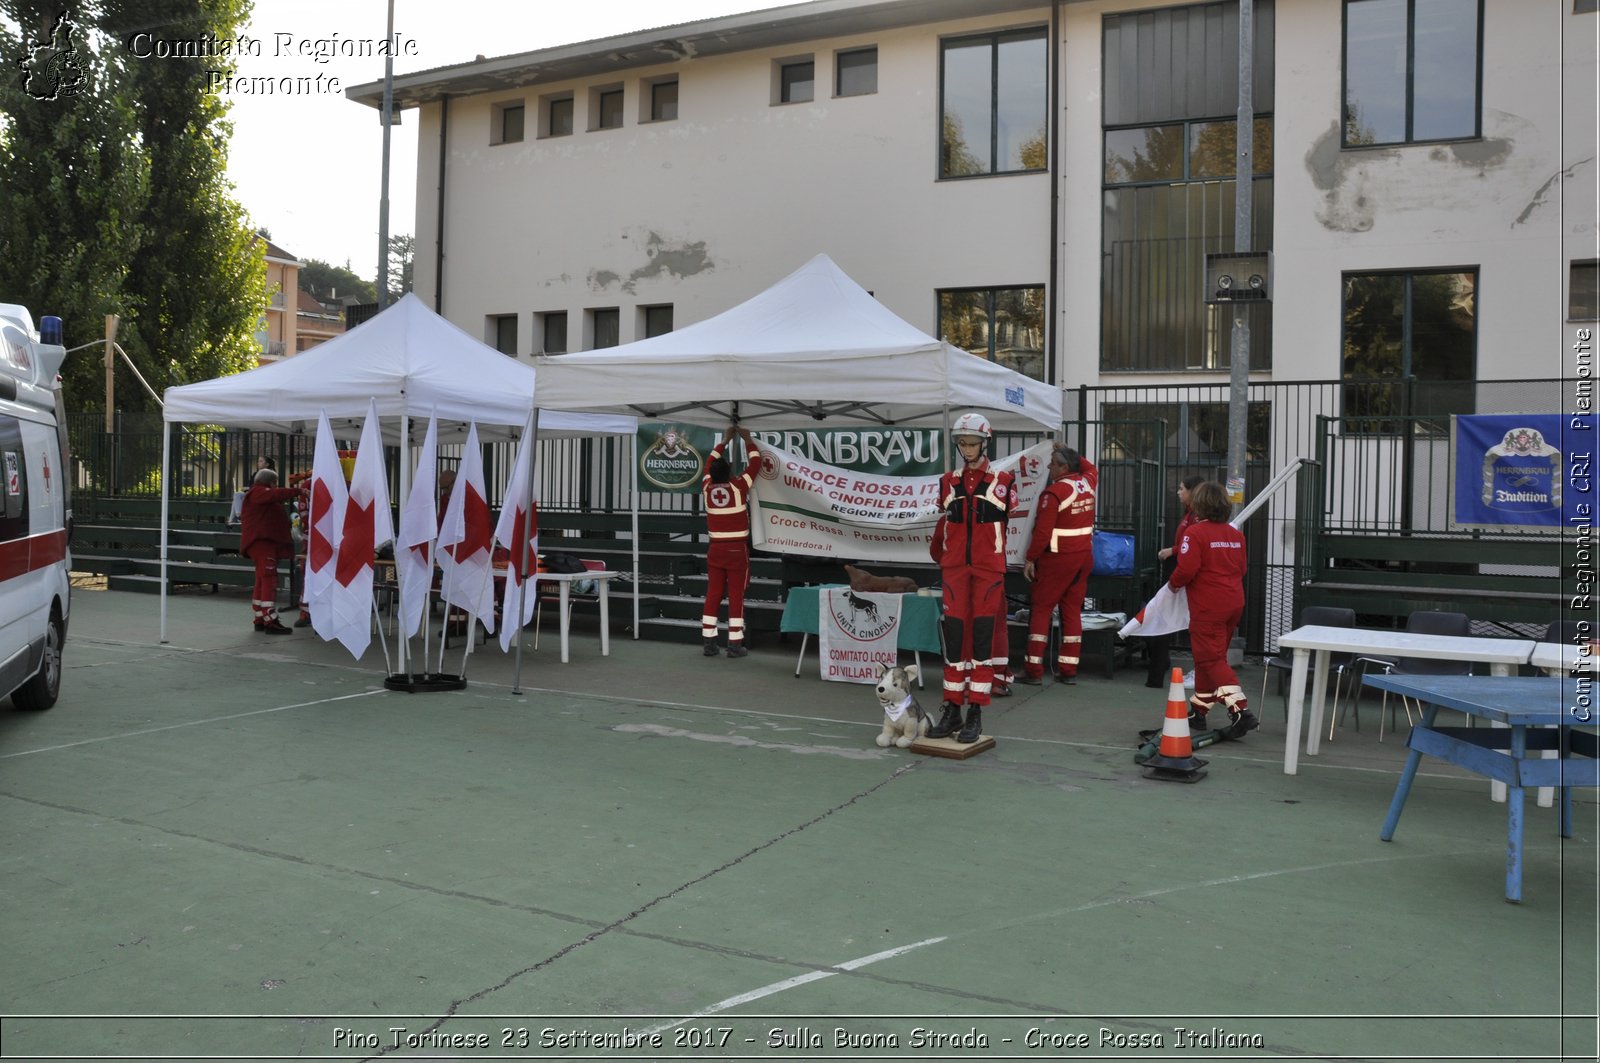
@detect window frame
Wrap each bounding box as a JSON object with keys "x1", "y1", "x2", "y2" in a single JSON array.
[
  {"x1": 775, "y1": 56, "x2": 815, "y2": 104},
  {"x1": 645, "y1": 77, "x2": 679, "y2": 122},
  {"x1": 1339, "y1": 266, "x2": 1479, "y2": 432},
  {"x1": 591, "y1": 84, "x2": 625, "y2": 131},
  {"x1": 537, "y1": 311, "x2": 568, "y2": 355},
  {"x1": 1570, "y1": 260, "x2": 1600, "y2": 322},
  {"x1": 540, "y1": 92, "x2": 574, "y2": 138},
  {"x1": 935, "y1": 285, "x2": 1047, "y2": 382},
  {"x1": 588, "y1": 307, "x2": 620, "y2": 350},
  {"x1": 937, "y1": 26, "x2": 1049, "y2": 180},
  {"x1": 834, "y1": 46, "x2": 878, "y2": 97},
  {"x1": 490, "y1": 314, "x2": 518, "y2": 356},
  {"x1": 491, "y1": 100, "x2": 525, "y2": 145},
  {"x1": 1340, "y1": 0, "x2": 1484, "y2": 148}
]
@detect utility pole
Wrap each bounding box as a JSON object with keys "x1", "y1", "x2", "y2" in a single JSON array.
[
  {"x1": 102, "y1": 314, "x2": 119, "y2": 432},
  {"x1": 377, "y1": 0, "x2": 396, "y2": 310},
  {"x1": 1225, "y1": 0, "x2": 1254, "y2": 510}
]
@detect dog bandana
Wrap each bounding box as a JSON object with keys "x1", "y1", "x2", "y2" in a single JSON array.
[{"x1": 884, "y1": 694, "x2": 914, "y2": 723}]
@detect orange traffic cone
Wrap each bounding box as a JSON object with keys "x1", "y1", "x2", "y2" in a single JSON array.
[{"x1": 1143, "y1": 667, "x2": 1208, "y2": 782}]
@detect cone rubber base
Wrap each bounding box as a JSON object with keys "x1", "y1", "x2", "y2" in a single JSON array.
[
  {"x1": 384, "y1": 672, "x2": 468, "y2": 693},
  {"x1": 909, "y1": 734, "x2": 996, "y2": 760},
  {"x1": 1142, "y1": 752, "x2": 1209, "y2": 782}
]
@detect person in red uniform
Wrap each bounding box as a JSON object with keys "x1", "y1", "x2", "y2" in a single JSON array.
[
  {"x1": 1018, "y1": 445, "x2": 1097, "y2": 686},
  {"x1": 239, "y1": 467, "x2": 300, "y2": 634},
  {"x1": 1169, "y1": 480, "x2": 1257, "y2": 733},
  {"x1": 701, "y1": 424, "x2": 762, "y2": 658},
  {"x1": 927, "y1": 413, "x2": 1014, "y2": 743},
  {"x1": 1143, "y1": 474, "x2": 1205, "y2": 687}
]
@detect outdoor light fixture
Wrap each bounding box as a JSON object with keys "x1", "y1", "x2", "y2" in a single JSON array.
[{"x1": 1204, "y1": 251, "x2": 1273, "y2": 304}]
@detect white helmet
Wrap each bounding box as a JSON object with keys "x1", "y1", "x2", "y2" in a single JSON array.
[{"x1": 951, "y1": 412, "x2": 992, "y2": 440}]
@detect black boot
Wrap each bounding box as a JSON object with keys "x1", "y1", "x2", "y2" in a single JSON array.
[
  {"x1": 956, "y1": 705, "x2": 983, "y2": 744},
  {"x1": 702, "y1": 640, "x2": 720, "y2": 657},
  {"x1": 928, "y1": 701, "x2": 963, "y2": 739}
]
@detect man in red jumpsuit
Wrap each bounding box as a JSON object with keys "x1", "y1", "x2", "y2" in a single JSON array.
[
  {"x1": 239, "y1": 467, "x2": 300, "y2": 634},
  {"x1": 1018, "y1": 445, "x2": 1097, "y2": 685},
  {"x1": 928, "y1": 413, "x2": 1014, "y2": 743},
  {"x1": 701, "y1": 424, "x2": 762, "y2": 658},
  {"x1": 1169, "y1": 480, "x2": 1257, "y2": 734}
]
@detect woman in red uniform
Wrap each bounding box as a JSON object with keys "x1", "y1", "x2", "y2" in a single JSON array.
[
  {"x1": 1019, "y1": 445, "x2": 1097, "y2": 686},
  {"x1": 1144, "y1": 475, "x2": 1205, "y2": 687},
  {"x1": 239, "y1": 468, "x2": 300, "y2": 634},
  {"x1": 1168, "y1": 480, "x2": 1257, "y2": 733}
]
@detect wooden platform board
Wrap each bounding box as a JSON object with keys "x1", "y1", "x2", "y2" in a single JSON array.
[{"x1": 909, "y1": 734, "x2": 996, "y2": 760}]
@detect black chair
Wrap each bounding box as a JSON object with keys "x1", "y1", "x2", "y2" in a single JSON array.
[
  {"x1": 1354, "y1": 610, "x2": 1472, "y2": 741},
  {"x1": 1260, "y1": 606, "x2": 1357, "y2": 736}
]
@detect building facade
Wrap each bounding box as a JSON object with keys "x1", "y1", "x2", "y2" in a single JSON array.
[{"x1": 348, "y1": 0, "x2": 1596, "y2": 422}]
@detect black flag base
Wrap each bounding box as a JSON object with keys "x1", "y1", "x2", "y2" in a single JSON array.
[{"x1": 384, "y1": 672, "x2": 468, "y2": 693}]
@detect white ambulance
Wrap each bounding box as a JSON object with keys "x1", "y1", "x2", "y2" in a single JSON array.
[{"x1": 0, "y1": 304, "x2": 70, "y2": 710}]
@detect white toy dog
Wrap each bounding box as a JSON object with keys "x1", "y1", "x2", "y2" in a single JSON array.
[{"x1": 874, "y1": 662, "x2": 929, "y2": 748}]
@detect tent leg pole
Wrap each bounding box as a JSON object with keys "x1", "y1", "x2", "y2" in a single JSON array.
[{"x1": 160, "y1": 424, "x2": 171, "y2": 643}]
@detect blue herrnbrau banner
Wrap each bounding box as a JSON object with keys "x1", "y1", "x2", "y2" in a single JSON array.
[{"x1": 1452, "y1": 414, "x2": 1596, "y2": 529}]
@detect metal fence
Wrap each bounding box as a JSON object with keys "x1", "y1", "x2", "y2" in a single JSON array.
[{"x1": 70, "y1": 375, "x2": 1578, "y2": 653}]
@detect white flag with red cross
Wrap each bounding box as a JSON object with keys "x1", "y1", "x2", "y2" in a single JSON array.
[
  {"x1": 325, "y1": 400, "x2": 394, "y2": 659},
  {"x1": 305, "y1": 410, "x2": 348, "y2": 640},
  {"x1": 396, "y1": 412, "x2": 438, "y2": 640},
  {"x1": 437, "y1": 421, "x2": 497, "y2": 634},
  {"x1": 494, "y1": 412, "x2": 540, "y2": 652}
]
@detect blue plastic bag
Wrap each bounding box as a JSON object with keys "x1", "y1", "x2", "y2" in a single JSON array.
[{"x1": 1091, "y1": 530, "x2": 1134, "y2": 577}]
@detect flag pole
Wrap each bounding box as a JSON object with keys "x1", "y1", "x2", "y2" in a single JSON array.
[{"x1": 511, "y1": 408, "x2": 541, "y2": 695}]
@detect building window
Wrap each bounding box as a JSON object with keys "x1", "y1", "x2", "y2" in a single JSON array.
[
  {"x1": 1101, "y1": 1, "x2": 1275, "y2": 373},
  {"x1": 593, "y1": 85, "x2": 624, "y2": 130},
  {"x1": 492, "y1": 102, "x2": 524, "y2": 145},
  {"x1": 589, "y1": 308, "x2": 619, "y2": 349},
  {"x1": 1341, "y1": 269, "x2": 1477, "y2": 432},
  {"x1": 490, "y1": 314, "x2": 518, "y2": 356},
  {"x1": 777, "y1": 58, "x2": 814, "y2": 104},
  {"x1": 1343, "y1": 0, "x2": 1481, "y2": 146},
  {"x1": 1571, "y1": 261, "x2": 1599, "y2": 321},
  {"x1": 643, "y1": 305, "x2": 674, "y2": 338},
  {"x1": 836, "y1": 47, "x2": 877, "y2": 97},
  {"x1": 647, "y1": 78, "x2": 678, "y2": 122},
  {"x1": 1579, "y1": 0, "x2": 1599, "y2": 13},
  {"x1": 939, "y1": 28, "x2": 1047, "y2": 178},
  {"x1": 541, "y1": 93, "x2": 574, "y2": 138},
  {"x1": 1102, "y1": 400, "x2": 1271, "y2": 466},
  {"x1": 937, "y1": 287, "x2": 1045, "y2": 382},
  {"x1": 538, "y1": 311, "x2": 567, "y2": 354}
]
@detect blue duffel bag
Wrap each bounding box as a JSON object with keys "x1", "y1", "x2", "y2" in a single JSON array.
[{"x1": 1091, "y1": 530, "x2": 1135, "y2": 577}]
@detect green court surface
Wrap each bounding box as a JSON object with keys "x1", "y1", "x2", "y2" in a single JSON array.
[{"x1": 0, "y1": 586, "x2": 1594, "y2": 1062}]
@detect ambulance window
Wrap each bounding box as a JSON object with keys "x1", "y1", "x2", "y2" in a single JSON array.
[{"x1": 0, "y1": 416, "x2": 27, "y2": 541}]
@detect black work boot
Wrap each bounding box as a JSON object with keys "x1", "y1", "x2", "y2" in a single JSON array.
[
  {"x1": 725, "y1": 643, "x2": 748, "y2": 658},
  {"x1": 928, "y1": 701, "x2": 964, "y2": 739},
  {"x1": 956, "y1": 705, "x2": 983, "y2": 744},
  {"x1": 702, "y1": 640, "x2": 720, "y2": 657}
]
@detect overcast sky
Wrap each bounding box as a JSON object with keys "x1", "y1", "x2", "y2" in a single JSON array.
[{"x1": 226, "y1": 1, "x2": 794, "y2": 278}]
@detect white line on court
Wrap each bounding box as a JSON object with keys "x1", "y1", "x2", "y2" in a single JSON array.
[
  {"x1": 0, "y1": 689, "x2": 388, "y2": 759},
  {"x1": 636, "y1": 936, "x2": 948, "y2": 1038}
]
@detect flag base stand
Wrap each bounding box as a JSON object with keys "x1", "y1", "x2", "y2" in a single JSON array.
[{"x1": 384, "y1": 672, "x2": 467, "y2": 693}]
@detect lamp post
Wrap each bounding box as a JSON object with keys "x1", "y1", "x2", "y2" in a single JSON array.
[
  {"x1": 1225, "y1": 0, "x2": 1254, "y2": 511},
  {"x1": 377, "y1": 0, "x2": 396, "y2": 310}
]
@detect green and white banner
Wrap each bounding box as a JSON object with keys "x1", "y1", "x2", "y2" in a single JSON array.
[{"x1": 750, "y1": 440, "x2": 1053, "y2": 565}]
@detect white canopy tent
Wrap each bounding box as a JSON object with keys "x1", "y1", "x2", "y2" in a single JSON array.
[
  {"x1": 158, "y1": 293, "x2": 636, "y2": 645},
  {"x1": 532, "y1": 254, "x2": 1065, "y2": 630},
  {"x1": 531, "y1": 254, "x2": 1063, "y2": 433}
]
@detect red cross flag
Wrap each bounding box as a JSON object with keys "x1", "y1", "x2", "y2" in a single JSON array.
[
  {"x1": 437, "y1": 421, "x2": 497, "y2": 635},
  {"x1": 305, "y1": 410, "x2": 348, "y2": 639},
  {"x1": 494, "y1": 411, "x2": 540, "y2": 652},
  {"x1": 396, "y1": 412, "x2": 438, "y2": 640},
  {"x1": 325, "y1": 399, "x2": 394, "y2": 659}
]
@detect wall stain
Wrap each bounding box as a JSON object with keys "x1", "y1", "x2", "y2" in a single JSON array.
[
  {"x1": 1514, "y1": 156, "x2": 1596, "y2": 227},
  {"x1": 587, "y1": 231, "x2": 714, "y2": 294}
]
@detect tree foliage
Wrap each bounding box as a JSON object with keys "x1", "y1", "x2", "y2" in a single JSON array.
[
  {"x1": 386, "y1": 233, "x2": 414, "y2": 302},
  {"x1": 300, "y1": 259, "x2": 377, "y2": 305},
  {"x1": 0, "y1": 0, "x2": 267, "y2": 416}
]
